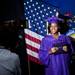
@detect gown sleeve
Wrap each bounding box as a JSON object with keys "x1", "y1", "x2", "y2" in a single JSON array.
[
  {"x1": 39, "y1": 37, "x2": 50, "y2": 66},
  {"x1": 66, "y1": 36, "x2": 74, "y2": 54}
]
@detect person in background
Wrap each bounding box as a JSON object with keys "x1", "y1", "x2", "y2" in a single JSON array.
[
  {"x1": 39, "y1": 16, "x2": 73, "y2": 75},
  {"x1": 0, "y1": 28, "x2": 21, "y2": 75}
]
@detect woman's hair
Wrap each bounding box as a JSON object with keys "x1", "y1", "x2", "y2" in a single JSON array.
[{"x1": 48, "y1": 21, "x2": 69, "y2": 34}]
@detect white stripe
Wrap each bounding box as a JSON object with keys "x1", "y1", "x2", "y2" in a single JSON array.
[
  {"x1": 25, "y1": 38, "x2": 40, "y2": 49},
  {"x1": 27, "y1": 49, "x2": 39, "y2": 59},
  {"x1": 24, "y1": 29, "x2": 44, "y2": 40}
]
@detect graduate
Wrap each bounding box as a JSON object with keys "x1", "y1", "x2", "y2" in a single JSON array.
[{"x1": 39, "y1": 16, "x2": 73, "y2": 75}]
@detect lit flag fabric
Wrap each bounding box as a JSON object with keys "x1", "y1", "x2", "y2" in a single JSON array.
[{"x1": 24, "y1": 0, "x2": 59, "y2": 64}]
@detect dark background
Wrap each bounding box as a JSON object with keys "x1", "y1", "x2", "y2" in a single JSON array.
[{"x1": 0, "y1": 0, "x2": 24, "y2": 20}]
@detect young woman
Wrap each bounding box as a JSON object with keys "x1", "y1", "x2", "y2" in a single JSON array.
[{"x1": 39, "y1": 17, "x2": 73, "y2": 75}]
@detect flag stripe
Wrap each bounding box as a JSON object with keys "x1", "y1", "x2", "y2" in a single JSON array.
[
  {"x1": 25, "y1": 38, "x2": 40, "y2": 49},
  {"x1": 26, "y1": 44, "x2": 39, "y2": 52},
  {"x1": 25, "y1": 34, "x2": 41, "y2": 44},
  {"x1": 27, "y1": 48, "x2": 39, "y2": 59},
  {"x1": 27, "y1": 55, "x2": 41, "y2": 64}
]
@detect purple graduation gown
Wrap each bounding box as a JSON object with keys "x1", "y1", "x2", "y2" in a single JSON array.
[{"x1": 39, "y1": 34, "x2": 73, "y2": 75}]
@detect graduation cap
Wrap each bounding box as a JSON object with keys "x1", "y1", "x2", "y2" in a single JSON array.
[{"x1": 46, "y1": 16, "x2": 64, "y2": 23}]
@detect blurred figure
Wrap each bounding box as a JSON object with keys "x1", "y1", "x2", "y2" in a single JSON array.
[{"x1": 0, "y1": 25, "x2": 21, "y2": 75}]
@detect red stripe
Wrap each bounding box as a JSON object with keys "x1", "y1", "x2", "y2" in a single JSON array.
[
  {"x1": 25, "y1": 34, "x2": 41, "y2": 44},
  {"x1": 28, "y1": 55, "x2": 41, "y2": 64},
  {"x1": 26, "y1": 44, "x2": 39, "y2": 52}
]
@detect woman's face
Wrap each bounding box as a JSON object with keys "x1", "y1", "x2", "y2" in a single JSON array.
[{"x1": 50, "y1": 23, "x2": 59, "y2": 34}]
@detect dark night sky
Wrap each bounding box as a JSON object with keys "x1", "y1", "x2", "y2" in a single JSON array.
[{"x1": 0, "y1": 0, "x2": 24, "y2": 20}]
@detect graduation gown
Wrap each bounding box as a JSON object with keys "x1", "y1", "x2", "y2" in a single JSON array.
[{"x1": 39, "y1": 34, "x2": 73, "y2": 75}]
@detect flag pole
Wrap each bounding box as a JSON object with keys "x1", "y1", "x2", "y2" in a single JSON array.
[
  {"x1": 25, "y1": 29, "x2": 31, "y2": 75},
  {"x1": 25, "y1": 19, "x2": 31, "y2": 75},
  {"x1": 27, "y1": 20, "x2": 31, "y2": 75},
  {"x1": 27, "y1": 54, "x2": 31, "y2": 75}
]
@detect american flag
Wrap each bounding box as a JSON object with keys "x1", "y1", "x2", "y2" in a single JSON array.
[{"x1": 24, "y1": 0, "x2": 59, "y2": 64}]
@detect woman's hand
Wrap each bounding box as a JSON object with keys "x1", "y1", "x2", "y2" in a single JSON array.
[
  {"x1": 63, "y1": 46, "x2": 68, "y2": 52},
  {"x1": 49, "y1": 47, "x2": 58, "y2": 54}
]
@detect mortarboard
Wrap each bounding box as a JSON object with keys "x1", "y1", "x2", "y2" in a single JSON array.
[{"x1": 46, "y1": 16, "x2": 64, "y2": 23}]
